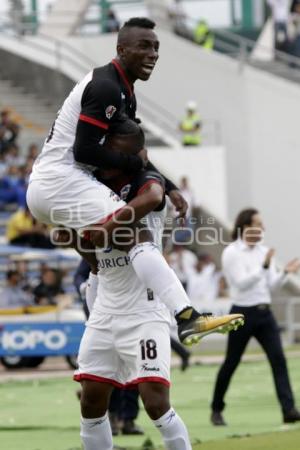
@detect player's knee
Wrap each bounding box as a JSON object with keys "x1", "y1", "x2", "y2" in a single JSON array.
[
  {"x1": 143, "y1": 397, "x2": 170, "y2": 420},
  {"x1": 141, "y1": 387, "x2": 170, "y2": 420},
  {"x1": 80, "y1": 382, "x2": 110, "y2": 417}
]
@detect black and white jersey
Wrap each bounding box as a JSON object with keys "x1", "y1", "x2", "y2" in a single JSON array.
[{"x1": 30, "y1": 59, "x2": 137, "y2": 180}]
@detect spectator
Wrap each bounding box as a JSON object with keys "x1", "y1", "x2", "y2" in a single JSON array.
[
  {"x1": 4, "y1": 143, "x2": 24, "y2": 167},
  {"x1": 267, "y1": 0, "x2": 290, "y2": 51},
  {"x1": 0, "y1": 109, "x2": 20, "y2": 153},
  {"x1": 105, "y1": 9, "x2": 120, "y2": 33},
  {"x1": 0, "y1": 152, "x2": 7, "y2": 178},
  {"x1": 6, "y1": 205, "x2": 54, "y2": 248},
  {"x1": 33, "y1": 268, "x2": 65, "y2": 305},
  {"x1": 187, "y1": 253, "x2": 224, "y2": 306},
  {"x1": 194, "y1": 19, "x2": 214, "y2": 50},
  {"x1": 290, "y1": 0, "x2": 300, "y2": 56},
  {"x1": 0, "y1": 165, "x2": 25, "y2": 207},
  {"x1": 210, "y1": 208, "x2": 300, "y2": 426},
  {"x1": 0, "y1": 270, "x2": 33, "y2": 309},
  {"x1": 291, "y1": 0, "x2": 300, "y2": 13},
  {"x1": 179, "y1": 101, "x2": 201, "y2": 146},
  {"x1": 166, "y1": 244, "x2": 197, "y2": 290},
  {"x1": 27, "y1": 143, "x2": 40, "y2": 160},
  {"x1": 13, "y1": 260, "x2": 33, "y2": 293},
  {"x1": 168, "y1": 0, "x2": 186, "y2": 28},
  {"x1": 179, "y1": 176, "x2": 195, "y2": 219},
  {"x1": 170, "y1": 176, "x2": 196, "y2": 243}
]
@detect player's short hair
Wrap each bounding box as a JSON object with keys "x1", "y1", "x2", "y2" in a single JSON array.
[
  {"x1": 122, "y1": 17, "x2": 155, "y2": 30},
  {"x1": 232, "y1": 208, "x2": 259, "y2": 241},
  {"x1": 117, "y1": 17, "x2": 156, "y2": 44},
  {"x1": 109, "y1": 118, "x2": 145, "y2": 148}
]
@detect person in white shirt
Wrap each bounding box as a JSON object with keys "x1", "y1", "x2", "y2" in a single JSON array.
[
  {"x1": 210, "y1": 208, "x2": 300, "y2": 426},
  {"x1": 267, "y1": 0, "x2": 290, "y2": 50},
  {"x1": 166, "y1": 244, "x2": 197, "y2": 290},
  {"x1": 187, "y1": 253, "x2": 222, "y2": 306}
]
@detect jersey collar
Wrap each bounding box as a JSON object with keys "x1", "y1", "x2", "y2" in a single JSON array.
[{"x1": 112, "y1": 59, "x2": 134, "y2": 97}]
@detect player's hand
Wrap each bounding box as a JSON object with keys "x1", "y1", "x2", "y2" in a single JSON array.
[
  {"x1": 168, "y1": 189, "x2": 188, "y2": 219},
  {"x1": 284, "y1": 258, "x2": 300, "y2": 274},
  {"x1": 263, "y1": 248, "x2": 275, "y2": 268},
  {"x1": 137, "y1": 148, "x2": 148, "y2": 167}
]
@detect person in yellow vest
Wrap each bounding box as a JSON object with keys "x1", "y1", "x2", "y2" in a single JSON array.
[
  {"x1": 6, "y1": 205, "x2": 54, "y2": 248},
  {"x1": 194, "y1": 19, "x2": 214, "y2": 50},
  {"x1": 179, "y1": 101, "x2": 202, "y2": 146}
]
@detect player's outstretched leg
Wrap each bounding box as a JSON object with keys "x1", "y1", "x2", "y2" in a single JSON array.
[
  {"x1": 129, "y1": 242, "x2": 245, "y2": 346},
  {"x1": 139, "y1": 382, "x2": 192, "y2": 450},
  {"x1": 175, "y1": 308, "x2": 245, "y2": 346}
]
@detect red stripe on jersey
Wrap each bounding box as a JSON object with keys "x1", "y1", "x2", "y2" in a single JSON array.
[
  {"x1": 81, "y1": 207, "x2": 126, "y2": 241},
  {"x1": 79, "y1": 114, "x2": 109, "y2": 130},
  {"x1": 112, "y1": 59, "x2": 133, "y2": 97},
  {"x1": 137, "y1": 180, "x2": 162, "y2": 196}
]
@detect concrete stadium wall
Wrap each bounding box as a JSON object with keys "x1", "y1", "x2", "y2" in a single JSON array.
[
  {"x1": 0, "y1": 47, "x2": 73, "y2": 107},
  {"x1": 149, "y1": 146, "x2": 228, "y2": 222}
]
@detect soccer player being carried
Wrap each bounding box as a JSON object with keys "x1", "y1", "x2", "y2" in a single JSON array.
[
  {"x1": 27, "y1": 18, "x2": 244, "y2": 346},
  {"x1": 74, "y1": 118, "x2": 238, "y2": 450}
]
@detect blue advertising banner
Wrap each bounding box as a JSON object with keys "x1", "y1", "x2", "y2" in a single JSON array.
[{"x1": 0, "y1": 322, "x2": 85, "y2": 356}]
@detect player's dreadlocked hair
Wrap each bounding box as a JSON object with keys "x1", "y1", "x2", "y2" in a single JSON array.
[{"x1": 117, "y1": 17, "x2": 156, "y2": 44}]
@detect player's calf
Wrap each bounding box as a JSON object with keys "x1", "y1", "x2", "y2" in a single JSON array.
[{"x1": 139, "y1": 382, "x2": 192, "y2": 450}]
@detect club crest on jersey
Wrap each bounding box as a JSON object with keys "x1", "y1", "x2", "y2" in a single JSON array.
[
  {"x1": 110, "y1": 190, "x2": 120, "y2": 201},
  {"x1": 120, "y1": 183, "x2": 131, "y2": 201},
  {"x1": 105, "y1": 105, "x2": 117, "y2": 119}
]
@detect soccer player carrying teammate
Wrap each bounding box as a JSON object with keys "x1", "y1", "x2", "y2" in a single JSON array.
[
  {"x1": 27, "y1": 18, "x2": 244, "y2": 345},
  {"x1": 75, "y1": 119, "x2": 242, "y2": 450}
]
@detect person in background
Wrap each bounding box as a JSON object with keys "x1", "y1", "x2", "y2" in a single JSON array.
[
  {"x1": 27, "y1": 143, "x2": 40, "y2": 160},
  {"x1": 210, "y1": 208, "x2": 300, "y2": 426},
  {"x1": 0, "y1": 109, "x2": 20, "y2": 153},
  {"x1": 3, "y1": 143, "x2": 25, "y2": 166},
  {"x1": 6, "y1": 205, "x2": 54, "y2": 248},
  {"x1": 179, "y1": 176, "x2": 195, "y2": 219},
  {"x1": 33, "y1": 268, "x2": 65, "y2": 305},
  {"x1": 194, "y1": 19, "x2": 214, "y2": 50},
  {"x1": 166, "y1": 244, "x2": 197, "y2": 291},
  {"x1": 179, "y1": 101, "x2": 201, "y2": 146},
  {"x1": 0, "y1": 270, "x2": 33, "y2": 309},
  {"x1": 13, "y1": 260, "x2": 33, "y2": 293},
  {"x1": 187, "y1": 253, "x2": 223, "y2": 306},
  {"x1": 267, "y1": 0, "x2": 290, "y2": 51},
  {"x1": 105, "y1": 9, "x2": 120, "y2": 33}
]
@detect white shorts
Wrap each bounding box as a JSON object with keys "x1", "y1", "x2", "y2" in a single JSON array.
[
  {"x1": 26, "y1": 167, "x2": 126, "y2": 230},
  {"x1": 74, "y1": 312, "x2": 171, "y2": 388}
]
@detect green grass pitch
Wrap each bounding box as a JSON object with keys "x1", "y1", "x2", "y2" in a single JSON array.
[{"x1": 0, "y1": 355, "x2": 299, "y2": 450}]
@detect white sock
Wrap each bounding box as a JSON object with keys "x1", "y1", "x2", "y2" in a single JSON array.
[
  {"x1": 85, "y1": 272, "x2": 98, "y2": 313},
  {"x1": 80, "y1": 415, "x2": 113, "y2": 450},
  {"x1": 129, "y1": 243, "x2": 191, "y2": 316},
  {"x1": 153, "y1": 408, "x2": 192, "y2": 450}
]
